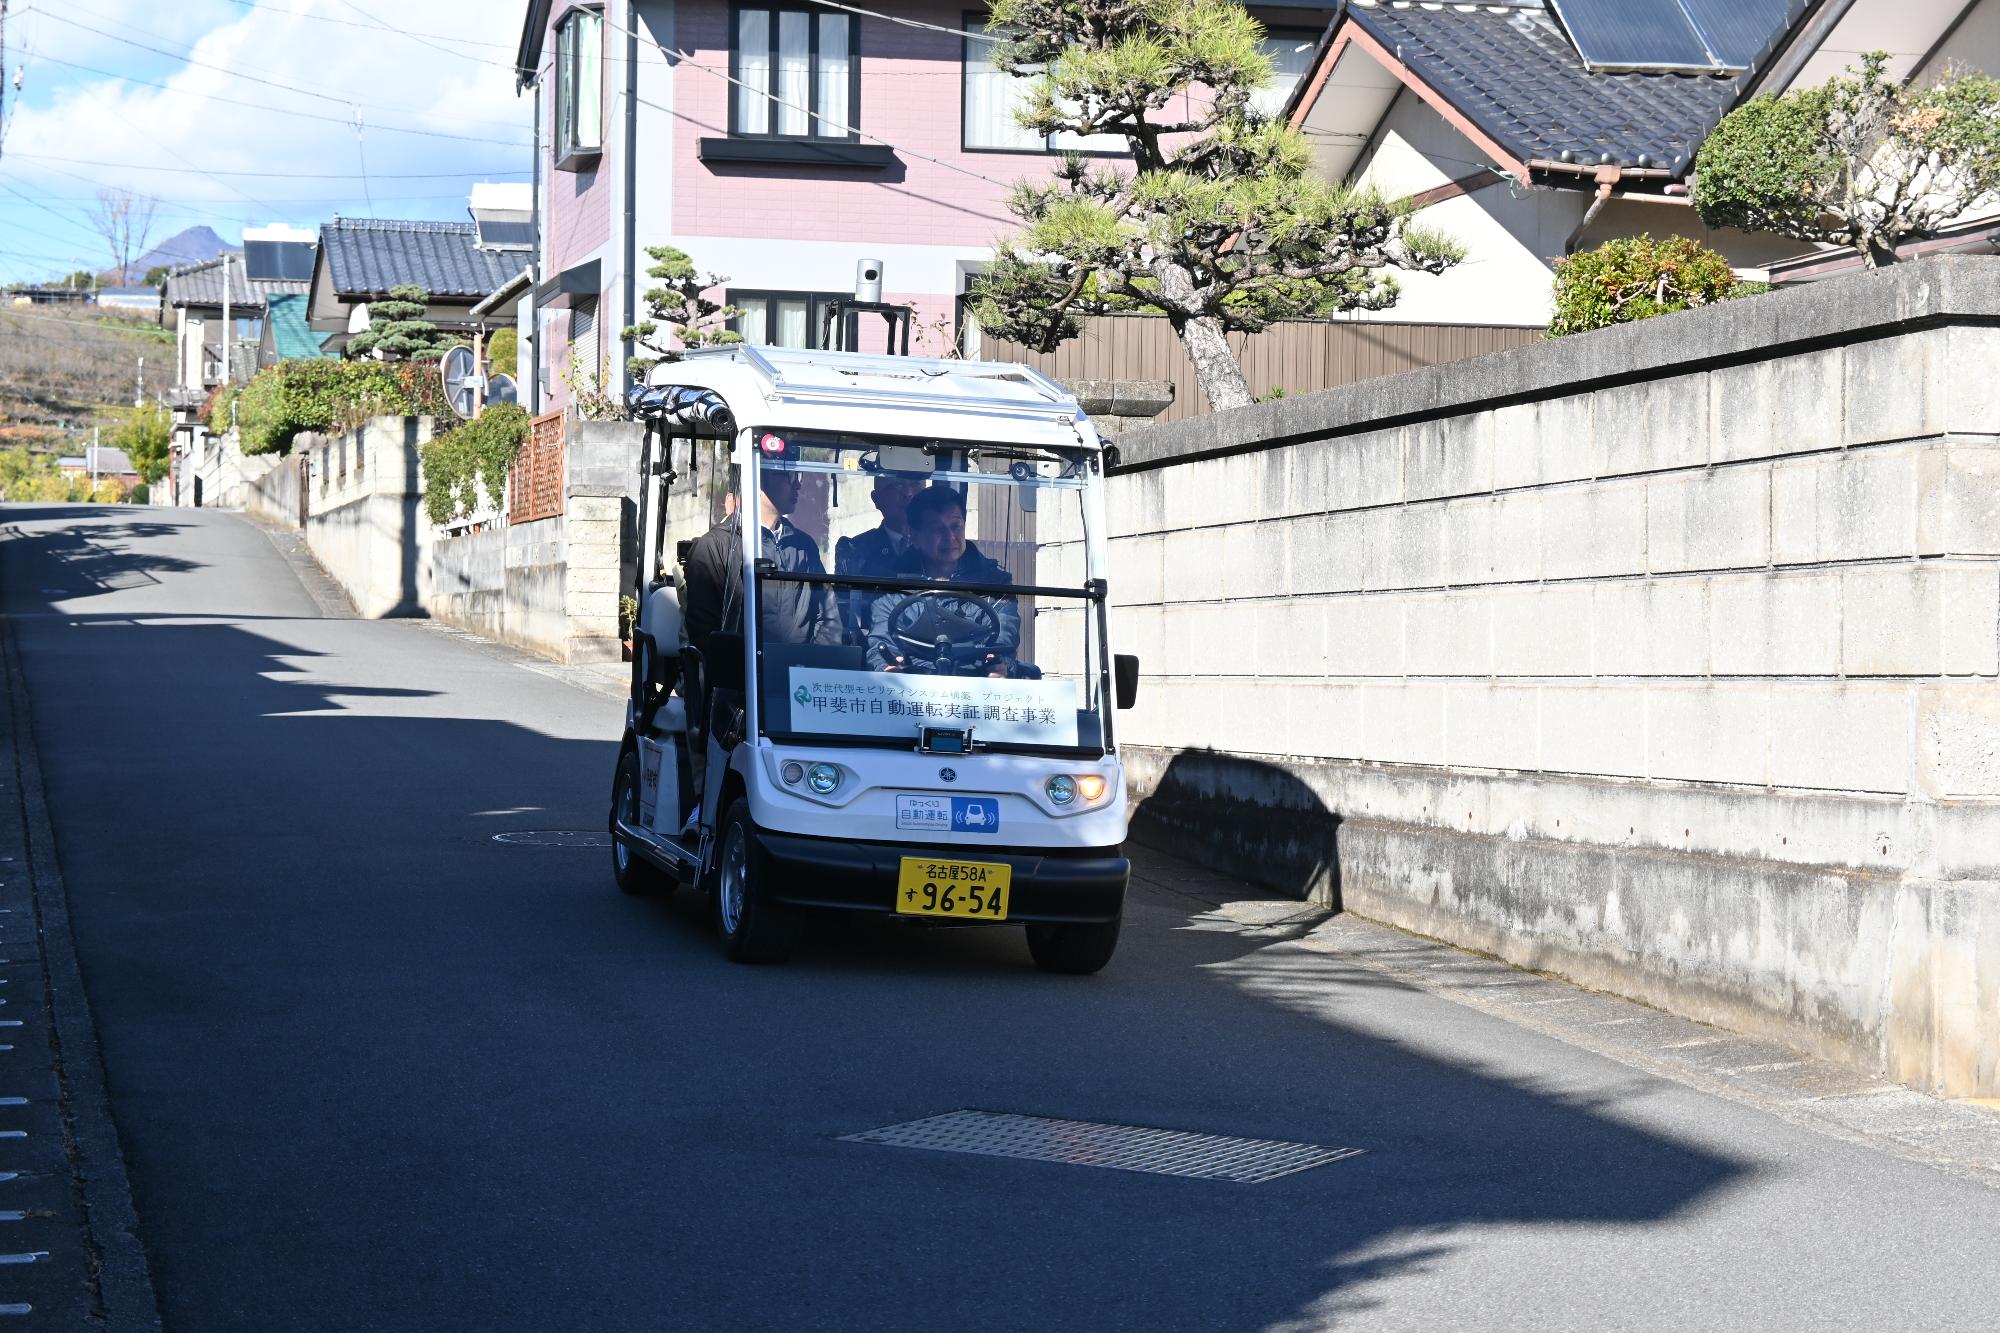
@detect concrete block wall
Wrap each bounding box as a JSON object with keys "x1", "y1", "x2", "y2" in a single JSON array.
[
  {"x1": 1102, "y1": 257, "x2": 2000, "y2": 1098},
  {"x1": 303, "y1": 417, "x2": 432, "y2": 618}
]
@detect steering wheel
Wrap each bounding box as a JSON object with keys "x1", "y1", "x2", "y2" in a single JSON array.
[{"x1": 873, "y1": 591, "x2": 1003, "y2": 672}]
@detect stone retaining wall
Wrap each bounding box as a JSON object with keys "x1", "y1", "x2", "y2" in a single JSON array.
[{"x1": 1100, "y1": 256, "x2": 2000, "y2": 1098}]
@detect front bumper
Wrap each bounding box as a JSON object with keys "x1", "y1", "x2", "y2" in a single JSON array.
[{"x1": 752, "y1": 828, "x2": 1128, "y2": 924}]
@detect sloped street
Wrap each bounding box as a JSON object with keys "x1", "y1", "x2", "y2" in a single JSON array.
[{"x1": 3, "y1": 502, "x2": 1999, "y2": 1331}]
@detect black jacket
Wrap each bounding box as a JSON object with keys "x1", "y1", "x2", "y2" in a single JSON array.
[
  {"x1": 833, "y1": 524, "x2": 911, "y2": 639},
  {"x1": 683, "y1": 512, "x2": 841, "y2": 650},
  {"x1": 864, "y1": 542, "x2": 1021, "y2": 670}
]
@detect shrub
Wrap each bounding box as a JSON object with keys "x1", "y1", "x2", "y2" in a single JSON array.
[
  {"x1": 1547, "y1": 235, "x2": 1745, "y2": 338},
  {"x1": 1695, "y1": 54, "x2": 2000, "y2": 268},
  {"x1": 230, "y1": 359, "x2": 459, "y2": 455},
  {"x1": 486, "y1": 328, "x2": 518, "y2": 380},
  {"x1": 345, "y1": 284, "x2": 454, "y2": 361},
  {"x1": 418, "y1": 403, "x2": 530, "y2": 525}
]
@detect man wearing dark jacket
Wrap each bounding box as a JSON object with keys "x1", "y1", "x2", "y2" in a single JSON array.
[
  {"x1": 684, "y1": 465, "x2": 841, "y2": 650},
  {"x1": 833, "y1": 474, "x2": 923, "y2": 640},
  {"x1": 865, "y1": 484, "x2": 1021, "y2": 674}
]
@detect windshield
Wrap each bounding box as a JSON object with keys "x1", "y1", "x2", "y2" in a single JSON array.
[{"x1": 746, "y1": 431, "x2": 1105, "y2": 755}]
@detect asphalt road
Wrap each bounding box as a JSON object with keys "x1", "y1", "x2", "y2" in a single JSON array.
[{"x1": 6, "y1": 502, "x2": 2000, "y2": 1332}]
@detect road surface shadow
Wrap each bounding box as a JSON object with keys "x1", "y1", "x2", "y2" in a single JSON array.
[{"x1": 6, "y1": 526, "x2": 1751, "y2": 1333}]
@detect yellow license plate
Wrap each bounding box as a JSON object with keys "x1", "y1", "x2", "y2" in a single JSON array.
[{"x1": 896, "y1": 857, "x2": 1011, "y2": 920}]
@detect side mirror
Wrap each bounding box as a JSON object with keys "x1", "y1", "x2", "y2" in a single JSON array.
[
  {"x1": 1113, "y1": 654, "x2": 1140, "y2": 710},
  {"x1": 705, "y1": 631, "x2": 746, "y2": 693}
]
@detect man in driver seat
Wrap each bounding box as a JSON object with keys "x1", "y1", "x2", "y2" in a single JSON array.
[{"x1": 865, "y1": 484, "x2": 1021, "y2": 676}]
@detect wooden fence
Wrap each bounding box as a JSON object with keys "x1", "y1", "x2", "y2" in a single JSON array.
[
  {"x1": 980, "y1": 317, "x2": 1541, "y2": 424},
  {"x1": 509, "y1": 410, "x2": 565, "y2": 525}
]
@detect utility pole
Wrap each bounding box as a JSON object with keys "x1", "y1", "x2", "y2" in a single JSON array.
[
  {"x1": 1, "y1": 1, "x2": 9, "y2": 166},
  {"x1": 135, "y1": 355, "x2": 144, "y2": 408},
  {"x1": 218, "y1": 253, "x2": 231, "y2": 387},
  {"x1": 91, "y1": 425, "x2": 99, "y2": 486}
]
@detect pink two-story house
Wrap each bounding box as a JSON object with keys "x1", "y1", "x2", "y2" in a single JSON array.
[{"x1": 511, "y1": 0, "x2": 1327, "y2": 413}]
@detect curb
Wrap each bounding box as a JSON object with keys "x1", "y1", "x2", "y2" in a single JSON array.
[{"x1": 1, "y1": 618, "x2": 163, "y2": 1332}]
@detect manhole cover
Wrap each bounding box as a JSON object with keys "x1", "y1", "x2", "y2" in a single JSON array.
[
  {"x1": 492, "y1": 830, "x2": 612, "y2": 849},
  {"x1": 842, "y1": 1110, "x2": 1361, "y2": 1183}
]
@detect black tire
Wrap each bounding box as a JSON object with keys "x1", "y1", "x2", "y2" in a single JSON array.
[
  {"x1": 711, "y1": 799, "x2": 802, "y2": 964},
  {"x1": 1025, "y1": 918, "x2": 1120, "y2": 975},
  {"x1": 610, "y1": 750, "x2": 673, "y2": 897}
]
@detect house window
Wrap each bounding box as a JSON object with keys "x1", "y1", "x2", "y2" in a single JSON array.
[
  {"x1": 731, "y1": 7, "x2": 858, "y2": 140},
  {"x1": 1250, "y1": 29, "x2": 1320, "y2": 121},
  {"x1": 556, "y1": 6, "x2": 604, "y2": 166},
  {"x1": 570, "y1": 298, "x2": 600, "y2": 384},
  {"x1": 730, "y1": 290, "x2": 846, "y2": 349},
  {"x1": 961, "y1": 14, "x2": 1123, "y2": 154}
]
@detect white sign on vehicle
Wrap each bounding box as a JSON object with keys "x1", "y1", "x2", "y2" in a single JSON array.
[{"x1": 787, "y1": 667, "x2": 1079, "y2": 747}]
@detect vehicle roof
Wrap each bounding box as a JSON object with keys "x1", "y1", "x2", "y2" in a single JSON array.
[{"x1": 648, "y1": 344, "x2": 1099, "y2": 450}]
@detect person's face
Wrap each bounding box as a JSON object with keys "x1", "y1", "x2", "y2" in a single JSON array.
[
  {"x1": 912, "y1": 504, "x2": 966, "y2": 567},
  {"x1": 874, "y1": 477, "x2": 922, "y2": 526},
  {"x1": 759, "y1": 467, "x2": 800, "y2": 516}
]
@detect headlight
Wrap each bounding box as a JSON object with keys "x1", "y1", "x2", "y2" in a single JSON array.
[
  {"x1": 1077, "y1": 775, "x2": 1108, "y2": 804},
  {"x1": 780, "y1": 761, "x2": 805, "y2": 786},
  {"x1": 806, "y1": 762, "x2": 841, "y2": 796},
  {"x1": 1046, "y1": 775, "x2": 1077, "y2": 806}
]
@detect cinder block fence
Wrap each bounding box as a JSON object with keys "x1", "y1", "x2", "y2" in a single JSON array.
[{"x1": 1095, "y1": 256, "x2": 2000, "y2": 1099}]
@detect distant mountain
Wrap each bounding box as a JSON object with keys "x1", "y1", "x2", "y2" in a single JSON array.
[{"x1": 126, "y1": 227, "x2": 236, "y2": 281}]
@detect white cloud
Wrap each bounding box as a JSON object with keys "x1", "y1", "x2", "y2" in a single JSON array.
[{"x1": 2, "y1": 0, "x2": 531, "y2": 241}]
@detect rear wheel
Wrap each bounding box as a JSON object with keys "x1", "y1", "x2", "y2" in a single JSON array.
[
  {"x1": 610, "y1": 750, "x2": 672, "y2": 897},
  {"x1": 712, "y1": 799, "x2": 802, "y2": 964},
  {"x1": 1025, "y1": 918, "x2": 1120, "y2": 975}
]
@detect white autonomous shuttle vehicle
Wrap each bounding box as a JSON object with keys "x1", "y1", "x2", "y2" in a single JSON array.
[{"x1": 609, "y1": 345, "x2": 1139, "y2": 972}]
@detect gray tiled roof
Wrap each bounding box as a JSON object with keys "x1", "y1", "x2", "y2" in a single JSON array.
[
  {"x1": 1346, "y1": 0, "x2": 1800, "y2": 175},
  {"x1": 161, "y1": 255, "x2": 305, "y2": 311},
  {"x1": 319, "y1": 218, "x2": 522, "y2": 300}
]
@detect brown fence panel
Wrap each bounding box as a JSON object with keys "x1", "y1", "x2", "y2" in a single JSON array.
[
  {"x1": 510, "y1": 410, "x2": 565, "y2": 525},
  {"x1": 982, "y1": 317, "x2": 1541, "y2": 424}
]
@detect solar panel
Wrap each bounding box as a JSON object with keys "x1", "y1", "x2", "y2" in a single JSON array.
[
  {"x1": 1677, "y1": 0, "x2": 1801, "y2": 71},
  {"x1": 242, "y1": 240, "x2": 316, "y2": 282},
  {"x1": 1549, "y1": 0, "x2": 1717, "y2": 73}
]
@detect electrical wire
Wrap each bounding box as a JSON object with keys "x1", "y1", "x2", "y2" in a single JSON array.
[
  {"x1": 0, "y1": 151, "x2": 529, "y2": 179},
  {"x1": 804, "y1": 1, "x2": 1002, "y2": 44},
  {"x1": 25, "y1": 8, "x2": 525, "y2": 130},
  {"x1": 21, "y1": 50, "x2": 532, "y2": 146},
  {"x1": 583, "y1": 7, "x2": 1015, "y2": 190},
  {"x1": 325, "y1": 0, "x2": 517, "y2": 70},
  {"x1": 220, "y1": 0, "x2": 514, "y2": 53}
]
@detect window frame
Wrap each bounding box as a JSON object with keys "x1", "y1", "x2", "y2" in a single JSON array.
[
  {"x1": 727, "y1": 3, "x2": 863, "y2": 143},
  {"x1": 1252, "y1": 26, "x2": 1323, "y2": 123},
  {"x1": 727, "y1": 289, "x2": 851, "y2": 350},
  {"x1": 959, "y1": 11, "x2": 1125, "y2": 157},
  {"x1": 554, "y1": 5, "x2": 605, "y2": 169}
]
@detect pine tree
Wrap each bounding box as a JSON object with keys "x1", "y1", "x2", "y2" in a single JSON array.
[
  {"x1": 969, "y1": 0, "x2": 1462, "y2": 411},
  {"x1": 346, "y1": 284, "x2": 454, "y2": 361},
  {"x1": 620, "y1": 246, "x2": 743, "y2": 380}
]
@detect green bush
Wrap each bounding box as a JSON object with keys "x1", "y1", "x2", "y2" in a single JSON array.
[
  {"x1": 486, "y1": 328, "x2": 518, "y2": 379},
  {"x1": 418, "y1": 403, "x2": 530, "y2": 525},
  {"x1": 226, "y1": 359, "x2": 459, "y2": 455},
  {"x1": 1547, "y1": 234, "x2": 1746, "y2": 338},
  {"x1": 1694, "y1": 54, "x2": 2000, "y2": 267}
]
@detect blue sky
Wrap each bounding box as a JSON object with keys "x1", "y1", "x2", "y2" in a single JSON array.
[{"x1": 0, "y1": 0, "x2": 532, "y2": 283}]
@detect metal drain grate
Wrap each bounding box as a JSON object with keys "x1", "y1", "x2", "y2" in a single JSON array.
[
  {"x1": 492, "y1": 830, "x2": 612, "y2": 848},
  {"x1": 842, "y1": 1110, "x2": 1361, "y2": 1183}
]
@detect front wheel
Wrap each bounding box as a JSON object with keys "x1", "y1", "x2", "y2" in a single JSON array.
[
  {"x1": 1025, "y1": 918, "x2": 1120, "y2": 975},
  {"x1": 712, "y1": 800, "x2": 802, "y2": 964},
  {"x1": 610, "y1": 750, "x2": 672, "y2": 897}
]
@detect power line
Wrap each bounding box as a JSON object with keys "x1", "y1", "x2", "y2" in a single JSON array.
[
  {"x1": 21, "y1": 49, "x2": 531, "y2": 147},
  {"x1": 1, "y1": 151, "x2": 529, "y2": 179},
  {"x1": 220, "y1": 0, "x2": 514, "y2": 53},
  {"x1": 25, "y1": 8, "x2": 527, "y2": 132},
  {"x1": 585, "y1": 8, "x2": 1014, "y2": 191},
  {"x1": 806, "y1": 1, "x2": 1002, "y2": 44},
  {"x1": 325, "y1": 0, "x2": 515, "y2": 69}
]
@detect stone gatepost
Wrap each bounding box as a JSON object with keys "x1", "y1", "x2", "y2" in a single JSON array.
[{"x1": 562, "y1": 420, "x2": 645, "y2": 664}]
